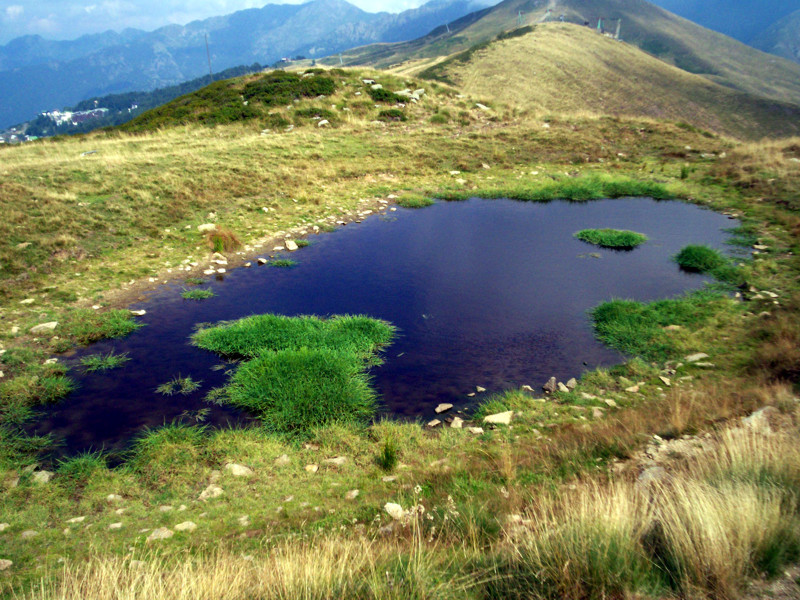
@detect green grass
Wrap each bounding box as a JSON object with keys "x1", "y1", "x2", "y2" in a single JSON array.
[
  {"x1": 181, "y1": 288, "x2": 215, "y2": 300},
  {"x1": 58, "y1": 309, "x2": 143, "y2": 347},
  {"x1": 185, "y1": 278, "x2": 206, "y2": 285},
  {"x1": 396, "y1": 195, "x2": 434, "y2": 209},
  {"x1": 156, "y1": 375, "x2": 202, "y2": 396},
  {"x1": 193, "y1": 313, "x2": 394, "y2": 436},
  {"x1": 79, "y1": 351, "x2": 130, "y2": 372},
  {"x1": 270, "y1": 259, "x2": 297, "y2": 268},
  {"x1": 575, "y1": 229, "x2": 648, "y2": 249},
  {"x1": 375, "y1": 436, "x2": 399, "y2": 472},
  {"x1": 192, "y1": 313, "x2": 395, "y2": 360},
  {"x1": 294, "y1": 239, "x2": 310, "y2": 248},
  {"x1": 377, "y1": 109, "x2": 407, "y2": 122},
  {"x1": 591, "y1": 291, "x2": 732, "y2": 361},
  {"x1": 674, "y1": 245, "x2": 727, "y2": 272},
  {"x1": 223, "y1": 347, "x2": 377, "y2": 436}
]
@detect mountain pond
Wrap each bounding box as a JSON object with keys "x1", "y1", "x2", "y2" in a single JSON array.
[{"x1": 30, "y1": 197, "x2": 739, "y2": 457}]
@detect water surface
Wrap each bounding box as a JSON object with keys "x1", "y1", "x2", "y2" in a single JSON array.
[{"x1": 31, "y1": 197, "x2": 736, "y2": 455}]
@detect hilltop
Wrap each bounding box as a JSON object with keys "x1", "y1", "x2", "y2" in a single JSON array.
[
  {"x1": 339, "y1": 0, "x2": 800, "y2": 109},
  {"x1": 415, "y1": 23, "x2": 800, "y2": 140}
]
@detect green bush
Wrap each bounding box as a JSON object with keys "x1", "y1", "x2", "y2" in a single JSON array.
[
  {"x1": 378, "y1": 109, "x2": 407, "y2": 122},
  {"x1": 368, "y1": 87, "x2": 405, "y2": 103}
]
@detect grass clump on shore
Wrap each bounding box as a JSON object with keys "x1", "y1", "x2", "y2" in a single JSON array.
[
  {"x1": 674, "y1": 244, "x2": 727, "y2": 272},
  {"x1": 396, "y1": 194, "x2": 434, "y2": 209},
  {"x1": 575, "y1": 228, "x2": 648, "y2": 249},
  {"x1": 193, "y1": 313, "x2": 394, "y2": 435},
  {"x1": 270, "y1": 259, "x2": 297, "y2": 268},
  {"x1": 79, "y1": 351, "x2": 130, "y2": 372},
  {"x1": 181, "y1": 288, "x2": 215, "y2": 300}
]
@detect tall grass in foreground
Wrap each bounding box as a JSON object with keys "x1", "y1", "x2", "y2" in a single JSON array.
[{"x1": 22, "y1": 415, "x2": 800, "y2": 599}]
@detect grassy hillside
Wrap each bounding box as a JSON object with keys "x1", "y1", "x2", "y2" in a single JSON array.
[
  {"x1": 417, "y1": 23, "x2": 800, "y2": 140},
  {"x1": 338, "y1": 0, "x2": 800, "y2": 108}
]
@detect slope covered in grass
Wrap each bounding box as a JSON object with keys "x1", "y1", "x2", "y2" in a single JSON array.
[{"x1": 418, "y1": 23, "x2": 800, "y2": 139}]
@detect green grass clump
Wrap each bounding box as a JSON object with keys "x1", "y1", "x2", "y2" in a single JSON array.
[
  {"x1": 377, "y1": 109, "x2": 407, "y2": 122},
  {"x1": 368, "y1": 87, "x2": 405, "y2": 103},
  {"x1": 224, "y1": 347, "x2": 376, "y2": 436},
  {"x1": 185, "y1": 278, "x2": 206, "y2": 286},
  {"x1": 156, "y1": 375, "x2": 202, "y2": 396},
  {"x1": 80, "y1": 351, "x2": 130, "y2": 372},
  {"x1": 59, "y1": 309, "x2": 142, "y2": 347},
  {"x1": 575, "y1": 229, "x2": 648, "y2": 249},
  {"x1": 193, "y1": 313, "x2": 394, "y2": 435},
  {"x1": 294, "y1": 239, "x2": 310, "y2": 248},
  {"x1": 674, "y1": 245, "x2": 727, "y2": 272},
  {"x1": 396, "y1": 195, "x2": 434, "y2": 209},
  {"x1": 591, "y1": 291, "x2": 729, "y2": 361},
  {"x1": 181, "y1": 288, "x2": 215, "y2": 300},
  {"x1": 270, "y1": 259, "x2": 297, "y2": 268},
  {"x1": 375, "y1": 437, "x2": 399, "y2": 472}
]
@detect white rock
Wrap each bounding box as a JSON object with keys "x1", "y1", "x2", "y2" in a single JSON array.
[
  {"x1": 0, "y1": 524, "x2": 9, "y2": 532},
  {"x1": 305, "y1": 464, "x2": 319, "y2": 473},
  {"x1": 557, "y1": 382, "x2": 570, "y2": 393},
  {"x1": 427, "y1": 419, "x2": 442, "y2": 428},
  {"x1": 285, "y1": 240, "x2": 299, "y2": 252},
  {"x1": 66, "y1": 517, "x2": 85, "y2": 524},
  {"x1": 684, "y1": 353, "x2": 709, "y2": 363},
  {"x1": 197, "y1": 224, "x2": 217, "y2": 233},
  {"x1": 467, "y1": 427, "x2": 484, "y2": 435},
  {"x1": 434, "y1": 403, "x2": 453, "y2": 414},
  {"x1": 30, "y1": 322, "x2": 58, "y2": 335},
  {"x1": 146, "y1": 528, "x2": 174, "y2": 542},
  {"x1": 158, "y1": 505, "x2": 173, "y2": 512},
  {"x1": 450, "y1": 417, "x2": 464, "y2": 429},
  {"x1": 475, "y1": 103, "x2": 490, "y2": 111},
  {"x1": 317, "y1": 120, "x2": 329, "y2": 127},
  {"x1": 20, "y1": 298, "x2": 34, "y2": 305},
  {"x1": 659, "y1": 376, "x2": 671, "y2": 386},
  {"x1": 604, "y1": 399, "x2": 618, "y2": 408},
  {"x1": 224, "y1": 463, "x2": 254, "y2": 477},
  {"x1": 21, "y1": 530, "x2": 38, "y2": 539},
  {"x1": 198, "y1": 484, "x2": 223, "y2": 501},
  {"x1": 384, "y1": 502, "x2": 406, "y2": 520},
  {"x1": 32, "y1": 471, "x2": 54, "y2": 484},
  {"x1": 130, "y1": 310, "x2": 146, "y2": 316},
  {"x1": 345, "y1": 489, "x2": 360, "y2": 500},
  {"x1": 323, "y1": 456, "x2": 347, "y2": 466},
  {"x1": 484, "y1": 411, "x2": 513, "y2": 425},
  {"x1": 625, "y1": 385, "x2": 641, "y2": 393},
  {"x1": 237, "y1": 516, "x2": 250, "y2": 527},
  {"x1": 108, "y1": 522, "x2": 123, "y2": 530},
  {"x1": 174, "y1": 521, "x2": 197, "y2": 532},
  {"x1": 566, "y1": 378, "x2": 578, "y2": 390},
  {"x1": 274, "y1": 454, "x2": 291, "y2": 467},
  {"x1": 106, "y1": 494, "x2": 123, "y2": 502},
  {"x1": 476, "y1": 386, "x2": 486, "y2": 393},
  {"x1": 521, "y1": 385, "x2": 535, "y2": 392},
  {"x1": 0, "y1": 559, "x2": 11, "y2": 570}
]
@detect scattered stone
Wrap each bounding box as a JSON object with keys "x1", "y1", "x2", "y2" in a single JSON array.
[
  {"x1": 30, "y1": 322, "x2": 58, "y2": 335},
  {"x1": 521, "y1": 385, "x2": 534, "y2": 392},
  {"x1": 434, "y1": 403, "x2": 453, "y2": 414},
  {"x1": 345, "y1": 489, "x2": 360, "y2": 500},
  {"x1": 158, "y1": 505, "x2": 173, "y2": 512},
  {"x1": 0, "y1": 524, "x2": 8, "y2": 532},
  {"x1": 20, "y1": 298, "x2": 34, "y2": 305},
  {"x1": 317, "y1": 120, "x2": 329, "y2": 127},
  {"x1": 178, "y1": 505, "x2": 187, "y2": 512},
  {"x1": 604, "y1": 399, "x2": 618, "y2": 408},
  {"x1": 21, "y1": 530, "x2": 38, "y2": 539},
  {"x1": 224, "y1": 463, "x2": 253, "y2": 477},
  {"x1": 450, "y1": 417, "x2": 464, "y2": 429},
  {"x1": 742, "y1": 406, "x2": 779, "y2": 435},
  {"x1": 108, "y1": 522, "x2": 123, "y2": 530},
  {"x1": 557, "y1": 382, "x2": 570, "y2": 393},
  {"x1": 106, "y1": 494, "x2": 123, "y2": 502},
  {"x1": 285, "y1": 240, "x2": 299, "y2": 251},
  {"x1": 694, "y1": 362, "x2": 716, "y2": 368},
  {"x1": 637, "y1": 466, "x2": 667, "y2": 487},
  {"x1": 305, "y1": 464, "x2": 319, "y2": 473},
  {"x1": 427, "y1": 419, "x2": 442, "y2": 428},
  {"x1": 543, "y1": 377, "x2": 557, "y2": 393},
  {"x1": 146, "y1": 528, "x2": 174, "y2": 542},
  {"x1": 625, "y1": 385, "x2": 641, "y2": 393},
  {"x1": 67, "y1": 517, "x2": 86, "y2": 524},
  {"x1": 244, "y1": 262, "x2": 252, "y2": 268},
  {"x1": 592, "y1": 407, "x2": 605, "y2": 419},
  {"x1": 566, "y1": 378, "x2": 578, "y2": 390},
  {"x1": 659, "y1": 376, "x2": 671, "y2": 387},
  {"x1": 664, "y1": 325, "x2": 682, "y2": 331},
  {"x1": 257, "y1": 258, "x2": 268, "y2": 265},
  {"x1": 174, "y1": 521, "x2": 196, "y2": 532},
  {"x1": 274, "y1": 454, "x2": 291, "y2": 467},
  {"x1": 382, "y1": 476, "x2": 397, "y2": 483},
  {"x1": 32, "y1": 471, "x2": 54, "y2": 484},
  {"x1": 484, "y1": 411, "x2": 513, "y2": 425},
  {"x1": 237, "y1": 516, "x2": 250, "y2": 527},
  {"x1": 0, "y1": 559, "x2": 11, "y2": 571},
  {"x1": 197, "y1": 224, "x2": 217, "y2": 233},
  {"x1": 198, "y1": 484, "x2": 223, "y2": 501},
  {"x1": 475, "y1": 103, "x2": 490, "y2": 111},
  {"x1": 684, "y1": 352, "x2": 709, "y2": 363},
  {"x1": 384, "y1": 502, "x2": 406, "y2": 520},
  {"x1": 323, "y1": 456, "x2": 347, "y2": 466},
  {"x1": 476, "y1": 386, "x2": 486, "y2": 393}
]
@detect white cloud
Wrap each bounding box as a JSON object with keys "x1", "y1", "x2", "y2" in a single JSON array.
[{"x1": 5, "y1": 5, "x2": 24, "y2": 19}]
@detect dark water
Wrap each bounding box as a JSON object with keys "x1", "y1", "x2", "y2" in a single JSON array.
[{"x1": 30, "y1": 197, "x2": 737, "y2": 456}]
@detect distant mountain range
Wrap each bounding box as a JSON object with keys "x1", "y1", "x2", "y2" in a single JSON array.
[
  {"x1": 0, "y1": 0, "x2": 495, "y2": 129},
  {"x1": 751, "y1": 10, "x2": 800, "y2": 65}
]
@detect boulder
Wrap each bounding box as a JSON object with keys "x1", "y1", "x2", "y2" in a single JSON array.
[
  {"x1": 566, "y1": 378, "x2": 578, "y2": 390},
  {"x1": 31, "y1": 470, "x2": 53, "y2": 484},
  {"x1": 285, "y1": 240, "x2": 299, "y2": 252},
  {"x1": 450, "y1": 417, "x2": 464, "y2": 429},
  {"x1": 557, "y1": 382, "x2": 570, "y2": 393},
  {"x1": 543, "y1": 377, "x2": 557, "y2": 393},
  {"x1": 467, "y1": 427, "x2": 484, "y2": 435},
  {"x1": 484, "y1": 411, "x2": 513, "y2": 425},
  {"x1": 147, "y1": 528, "x2": 174, "y2": 542},
  {"x1": 434, "y1": 403, "x2": 453, "y2": 414},
  {"x1": 30, "y1": 322, "x2": 58, "y2": 335}
]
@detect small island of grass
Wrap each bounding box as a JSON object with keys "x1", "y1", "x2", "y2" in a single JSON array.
[{"x1": 575, "y1": 228, "x2": 648, "y2": 249}]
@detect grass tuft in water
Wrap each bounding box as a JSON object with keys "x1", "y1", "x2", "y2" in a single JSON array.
[
  {"x1": 575, "y1": 229, "x2": 648, "y2": 249},
  {"x1": 80, "y1": 351, "x2": 130, "y2": 373},
  {"x1": 181, "y1": 288, "x2": 215, "y2": 300},
  {"x1": 156, "y1": 375, "x2": 202, "y2": 396},
  {"x1": 674, "y1": 245, "x2": 744, "y2": 286},
  {"x1": 270, "y1": 259, "x2": 297, "y2": 268}
]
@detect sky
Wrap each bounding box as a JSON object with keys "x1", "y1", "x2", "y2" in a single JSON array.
[{"x1": 0, "y1": 0, "x2": 426, "y2": 44}]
